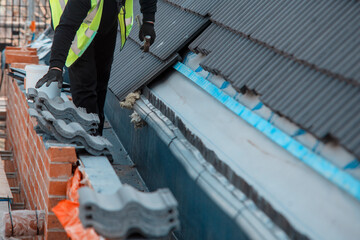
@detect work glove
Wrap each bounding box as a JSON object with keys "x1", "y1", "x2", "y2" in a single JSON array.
[
  {"x1": 35, "y1": 68, "x2": 63, "y2": 89},
  {"x1": 139, "y1": 22, "x2": 156, "y2": 45}
]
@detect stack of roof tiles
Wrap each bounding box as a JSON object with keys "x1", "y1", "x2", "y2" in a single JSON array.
[
  {"x1": 78, "y1": 185, "x2": 179, "y2": 239},
  {"x1": 109, "y1": 0, "x2": 360, "y2": 159},
  {"x1": 27, "y1": 88, "x2": 111, "y2": 155}
]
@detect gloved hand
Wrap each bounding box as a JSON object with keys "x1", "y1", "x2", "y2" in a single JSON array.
[
  {"x1": 35, "y1": 68, "x2": 63, "y2": 89},
  {"x1": 139, "y1": 22, "x2": 156, "y2": 45}
]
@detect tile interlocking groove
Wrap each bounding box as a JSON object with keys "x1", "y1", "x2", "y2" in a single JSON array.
[
  {"x1": 78, "y1": 185, "x2": 179, "y2": 239},
  {"x1": 28, "y1": 108, "x2": 111, "y2": 156}
]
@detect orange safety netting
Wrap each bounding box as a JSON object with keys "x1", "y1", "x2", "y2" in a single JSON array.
[{"x1": 52, "y1": 168, "x2": 102, "y2": 240}]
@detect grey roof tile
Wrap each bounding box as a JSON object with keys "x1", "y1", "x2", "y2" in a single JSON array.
[{"x1": 171, "y1": 0, "x2": 360, "y2": 83}]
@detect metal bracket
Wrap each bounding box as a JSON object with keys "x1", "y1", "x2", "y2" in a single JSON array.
[
  {"x1": 6, "y1": 172, "x2": 16, "y2": 178},
  {"x1": 0, "y1": 150, "x2": 13, "y2": 160},
  {"x1": 10, "y1": 187, "x2": 20, "y2": 194}
]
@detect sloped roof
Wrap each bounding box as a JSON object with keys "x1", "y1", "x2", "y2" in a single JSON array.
[
  {"x1": 108, "y1": 38, "x2": 178, "y2": 100},
  {"x1": 108, "y1": 0, "x2": 207, "y2": 100},
  {"x1": 109, "y1": 0, "x2": 360, "y2": 158},
  {"x1": 169, "y1": 0, "x2": 360, "y2": 159},
  {"x1": 169, "y1": 0, "x2": 360, "y2": 82}
]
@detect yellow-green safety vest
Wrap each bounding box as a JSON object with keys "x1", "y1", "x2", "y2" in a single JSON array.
[{"x1": 49, "y1": 0, "x2": 133, "y2": 67}]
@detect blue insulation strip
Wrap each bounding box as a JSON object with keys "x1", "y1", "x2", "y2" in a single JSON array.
[
  {"x1": 220, "y1": 81, "x2": 230, "y2": 89},
  {"x1": 344, "y1": 160, "x2": 360, "y2": 170},
  {"x1": 252, "y1": 102, "x2": 263, "y2": 111},
  {"x1": 195, "y1": 66, "x2": 203, "y2": 73},
  {"x1": 292, "y1": 129, "x2": 306, "y2": 137},
  {"x1": 173, "y1": 62, "x2": 360, "y2": 201}
]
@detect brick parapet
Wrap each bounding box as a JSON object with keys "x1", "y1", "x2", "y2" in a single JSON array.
[{"x1": 5, "y1": 76, "x2": 76, "y2": 240}]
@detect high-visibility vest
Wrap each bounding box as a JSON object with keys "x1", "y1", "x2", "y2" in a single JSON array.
[{"x1": 49, "y1": 0, "x2": 133, "y2": 67}]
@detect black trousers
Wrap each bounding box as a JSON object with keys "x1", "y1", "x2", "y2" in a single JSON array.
[{"x1": 68, "y1": 22, "x2": 117, "y2": 135}]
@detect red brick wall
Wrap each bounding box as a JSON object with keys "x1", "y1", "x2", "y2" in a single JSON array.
[{"x1": 6, "y1": 77, "x2": 77, "y2": 239}]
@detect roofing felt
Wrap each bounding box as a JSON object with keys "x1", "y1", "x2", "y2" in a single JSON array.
[
  {"x1": 108, "y1": 0, "x2": 208, "y2": 100},
  {"x1": 167, "y1": 0, "x2": 360, "y2": 84}
]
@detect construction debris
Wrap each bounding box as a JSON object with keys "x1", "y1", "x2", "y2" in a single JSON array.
[
  {"x1": 119, "y1": 91, "x2": 141, "y2": 109},
  {"x1": 130, "y1": 111, "x2": 146, "y2": 129},
  {"x1": 78, "y1": 185, "x2": 179, "y2": 239},
  {"x1": 29, "y1": 109, "x2": 111, "y2": 155},
  {"x1": 27, "y1": 88, "x2": 99, "y2": 134}
]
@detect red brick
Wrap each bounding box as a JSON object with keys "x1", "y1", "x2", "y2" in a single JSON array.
[
  {"x1": 5, "y1": 53, "x2": 39, "y2": 64},
  {"x1": 6, "y1": 50, "x2": 37, "y2": 56},
  {"x1": 5, "y1": 46, "x2": 37, "y2": 52},
  {"x1": 47, "y1": 195, "x2": 66, "y2": 212},
  {"x1": 49, "y1": 163, "x2": 73, "y2": 178},
  {"x1": 47, "y1": 147, "x2": 77, "y2": 163},
  {"x1": 46, "y1": 230, "x2": 69, "y2": 240},
  {"x1": 49, "y1": 180, "x2": 68, "y2": 196},
  {"x1": 47, "y1": 213, "x2": 64, "y2": 229}
]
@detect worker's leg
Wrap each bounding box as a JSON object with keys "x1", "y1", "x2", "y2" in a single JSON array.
[
  {"x1": 68, "y1": 41, "x2": 98, "y2": 115},
  {"x1": 93, "y1": 22, "x2": 117, "y2": 134}
]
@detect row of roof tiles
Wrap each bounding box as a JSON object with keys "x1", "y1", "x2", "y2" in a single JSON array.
[{"x1": 168, "y1": 0, "x2": 360, "y2": 83}]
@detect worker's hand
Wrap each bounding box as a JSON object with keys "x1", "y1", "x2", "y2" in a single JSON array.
[
  {"x1": 35, "y1": 68, "x2": 63, "y2": 89},
  {"x1": 139, "y1": 22, "x2": 156, "y2": 45}
]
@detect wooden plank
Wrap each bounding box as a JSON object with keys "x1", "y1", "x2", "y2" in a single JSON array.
[
  {"x1": 0, "y1": 201, "x2": 9, "y2": 212},
  {"x1": 0, "y1": 159, "x2": 13, "y2": 199}
]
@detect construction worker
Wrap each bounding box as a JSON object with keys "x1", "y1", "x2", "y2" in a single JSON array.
[{"x1": 35, "y1": 0, "x2": 157, "y2": 135}]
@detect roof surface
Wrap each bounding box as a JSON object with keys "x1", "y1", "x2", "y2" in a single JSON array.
[
  {"x1": 108, "y1": 0, "x2": 207, "y2": 100},
  {"x1": 108, "y1": 37, "x2": 178, "y2": 100},
  {"x1": 109, "y1": 0, "x2": 360, "y2": 158},
  {"x1": 170, "y1": 0, "x2": 360, "y2": 82}
]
